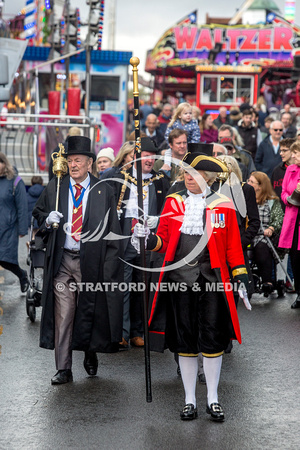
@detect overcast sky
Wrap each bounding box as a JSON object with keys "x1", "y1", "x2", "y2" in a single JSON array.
[{"x1": 3, "y1": 0, "x2": 299, "y2": 77}]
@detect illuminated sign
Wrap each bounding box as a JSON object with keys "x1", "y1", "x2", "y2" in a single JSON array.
[
  {"x1": 146, "y1": 23, "x2": 299, "y2": 72},
  {"x1": 174, "y1": 26, "x2": 293, "y2": 53}
]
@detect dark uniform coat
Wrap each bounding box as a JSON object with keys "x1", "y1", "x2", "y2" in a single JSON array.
[
  {"x1": 33, "y1": 174, "x2": 123, "y2": 352},
  {"x1": 108, "y1": 166, "x2": 170, "y2": 229}
]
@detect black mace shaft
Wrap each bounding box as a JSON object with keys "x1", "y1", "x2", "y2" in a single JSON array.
[{"x1": 130, "y1": 56, "x2": 152, "y2": 403}]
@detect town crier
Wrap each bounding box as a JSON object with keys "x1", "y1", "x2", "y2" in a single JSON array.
[{"x1": 132, "y1": 152, "x2": 248, "y2": 422}]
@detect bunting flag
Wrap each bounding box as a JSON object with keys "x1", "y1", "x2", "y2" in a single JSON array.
[
  {"x1": 98, "y1": 0, "x2": 105, "y2": 50},
  {"x1": 177, "y1": 10, "x2": 197, "y2": 26},
  {"x1": 266, "y1": 9, "x2": 300, "y2": 35}
]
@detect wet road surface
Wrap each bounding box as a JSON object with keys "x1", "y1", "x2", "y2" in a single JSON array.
[{"x1": 0, "y1": 238, "x2": 299, "y2": 449}]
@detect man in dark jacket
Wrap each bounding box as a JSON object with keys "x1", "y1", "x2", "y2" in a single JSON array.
[
  {"x1": 236, "y1": 109, "x2": 262, "y2": 159},
  {"x1": 255, "y1": 120, "x2": 283, "y2": 178},
  {"x1": 281, "y1": 112, "x2": 297, "y2": 138},
  {"x1": 33, "y1": 136, "x2": 123, "y2": 385},
  {"x1": 142, "y1": 113, "x2": 165, "y2": 148},
  {"x1": 109, "y1": 137, "x2": 169, "y2": 348},
  {"x1": 213, "y1": 106, "x2": 233, "y2": 129}
]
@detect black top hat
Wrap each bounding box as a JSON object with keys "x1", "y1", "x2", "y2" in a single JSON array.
[
  {"x1": 140, "y1": 136, "x2": 158, "y2": 153},
  {"x1": 182, "y1": 152, "x2": 228, "y2": 173},
  {"x1": 188, "y1": 142, "x2": 214, "y2": 156},
  {"x1": 66, "y1": 136, "x2": 96, "y2": 161}
]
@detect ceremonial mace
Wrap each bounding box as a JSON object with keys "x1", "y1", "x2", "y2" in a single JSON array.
[
  {"x1": 51, "y1": 143, "x2": 68, "y2": 228},
  {"x1": 130, "y1": 56, "x2": 152, "y2": 403}
]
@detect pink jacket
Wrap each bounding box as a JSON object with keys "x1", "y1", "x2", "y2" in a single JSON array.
[{"x1": 279, "y1": 164, "x2": 300, "y2": 250}]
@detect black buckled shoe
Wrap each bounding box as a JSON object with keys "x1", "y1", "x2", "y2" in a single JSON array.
[
  {"x1": 180, "y1": 403, "x2": 198, "y2": 420},
  {"x1": 291, "y1": 295, "x2": 300, "y2": 309},
  {"x1": 51, "y1": 369, "x2": 73, "y2": 385},
  {"x1": 206, "y1": 403, "x2": 225, "y2": 422},
  {"x1": 84, "y1": 351, "x2": 98, "y2": 376},
  {"x1": 20, "y1": 270, "x2": 30, "y2": 293}
]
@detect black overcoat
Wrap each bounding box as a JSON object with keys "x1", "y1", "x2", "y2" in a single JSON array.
[{"x1": 33, "y1": 174, "x2": 124, "y2": 352}]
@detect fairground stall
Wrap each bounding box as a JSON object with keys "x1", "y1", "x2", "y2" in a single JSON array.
[
  {"x1": 145, "y1": 10, "x2": 300, "y2": 115},
  {"x1": 0, "y1": 46, "x2": 131, "y2": 184}
]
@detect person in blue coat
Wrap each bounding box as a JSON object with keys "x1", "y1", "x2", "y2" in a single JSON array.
[
  {"x1": 0, "y1": 153, "x2": 29, "y2": 292},
  {"x1": 27, "y1": 176, "x2": 45, "y2": 230}
]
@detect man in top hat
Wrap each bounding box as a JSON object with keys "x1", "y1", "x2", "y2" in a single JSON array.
[
  {"x1": 33, "y1": 135, "x2": 124, "y2": 384},
  {"x1": 132, "y1": 151, "x2": 248, "y2": 422},
  {"x1": 109, "y1": 136, "x2": 169, "y2": 348}
]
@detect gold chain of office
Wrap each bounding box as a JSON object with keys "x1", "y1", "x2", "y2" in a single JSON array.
[{"x1": 120, "y1": 170, "x2": 164, "y2": 199}]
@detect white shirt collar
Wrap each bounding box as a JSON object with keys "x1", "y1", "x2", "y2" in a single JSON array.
[
  {"x1": 146, "y1": 129, "x2": 156, "y2": 138},
  {"x1": 70, "y1": 173, "x2": 90, "y2": 189},
  {"x1": 187, "y1": 187, "x2": 209, "y2": 199},
  {"x1": 132, "y1": 166, "x2": 152, "y2": 180}
]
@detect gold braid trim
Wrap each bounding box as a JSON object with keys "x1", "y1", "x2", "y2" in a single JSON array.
[
  {"x1": 207, "y1": 193, "x2": 231, "y2": 210},
  {"x1": 120, "y1": 170, "x2": 164, "y2": 188},
  {"x1": 201, "y1": 351, "x2": 224, "y2": 358},
  {"x1": 166, "y1": 193, "x2": 185, "y2": 202},
  {"x1": 178, "y1": 353, "x2": 199, "y2": 357},
  {"x1": 232, "y1": 267, "x2": 248, "y2": 277},
  {"x1": 117, "y1": 172, "x2": 129, "y2": 211},
  {"x1": 181, "y1": 153, "x2": 228, "y2": 172},
  {"x1": 151, "y1": 235, "x2": 162, "y2": 252}
]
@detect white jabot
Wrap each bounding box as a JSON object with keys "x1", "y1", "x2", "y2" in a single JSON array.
[{"x1": 180, "y1": 190, "x2": 206, "y2": 235}]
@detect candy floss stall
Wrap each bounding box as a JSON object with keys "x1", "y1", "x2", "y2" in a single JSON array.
[
  {"x1": 23, "y1": 47, "x2": 132, "y2": 157},
  {"x1": 145, "y1": 11, "x2": 300, "y2": 114}
]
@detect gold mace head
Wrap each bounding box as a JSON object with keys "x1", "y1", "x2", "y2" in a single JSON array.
[
  {"x1": 130, "y1": 56, "x2": 140, "y2": 68},
  {"x1": 52, "y1": 143, "x2": 68, "y2": 178},
  {"x1": 130, "y1": 57, "x2": 140, "y2": 95}
]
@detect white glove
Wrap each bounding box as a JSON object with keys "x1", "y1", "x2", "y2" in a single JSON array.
[
  {"x1": 46, "y1": 211, "x2": 63, "y2": 227},
  {"x1": 238, "y1": 289, "x2": 252, "y2": 311},
  {"x1": 146, "y1": 215, "x2": 159, "y2": 229},
  {"x1": 131, "y1": 223, "x2": 150, "y2": 254},
  {"x1": 117, "y1": 209, "x2": 123, "y2": 221},
  {"x1": 164, "y1": 148, "x2": 172, "y2": 166}
]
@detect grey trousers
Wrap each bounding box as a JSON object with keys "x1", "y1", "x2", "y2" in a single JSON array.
[{"x1": 53, "y1": 251, "x2": 81, "y2": 370}]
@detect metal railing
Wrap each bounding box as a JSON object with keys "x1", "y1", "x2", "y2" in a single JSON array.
[{"x1": 0, "y1": 113, "x2": 98, "y2": 185}]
